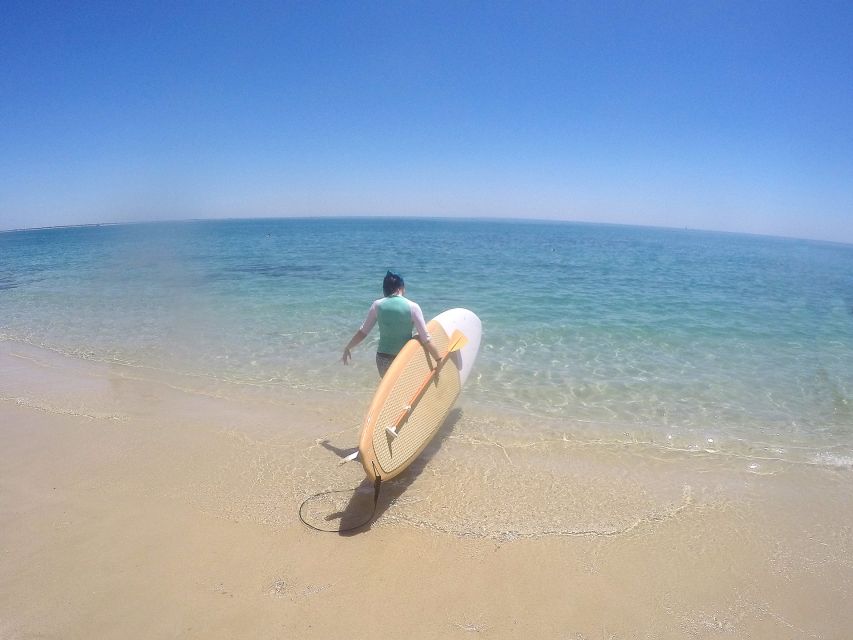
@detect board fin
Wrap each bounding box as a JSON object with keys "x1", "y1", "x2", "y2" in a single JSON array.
[{"x1": 337, "y1": 450, "x2": 360, "y2": 465}]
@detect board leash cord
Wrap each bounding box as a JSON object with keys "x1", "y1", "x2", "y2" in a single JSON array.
[{"x1": 298, "y1": 462, "x2": 382, "y2": 533}]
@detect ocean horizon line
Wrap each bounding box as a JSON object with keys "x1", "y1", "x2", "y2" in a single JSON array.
[{"x1": 2, "y1": 214, "x2": 850, "y2": 248}]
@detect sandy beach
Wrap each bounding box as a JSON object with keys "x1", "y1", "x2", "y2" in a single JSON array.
[{"x1": 1, "y1": 340, "x2": 851, "y2": 639}]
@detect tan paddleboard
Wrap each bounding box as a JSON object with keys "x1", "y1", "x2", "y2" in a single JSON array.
[{"x1": 358, "y1": 312, "x2": 478, "y2": 482}]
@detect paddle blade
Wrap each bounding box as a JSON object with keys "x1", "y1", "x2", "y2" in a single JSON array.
[{"x1": 446, "y1": 329, "x2": 468, "y2": 354}]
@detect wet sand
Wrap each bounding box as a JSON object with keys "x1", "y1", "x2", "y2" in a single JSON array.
[{"x1": 1, "y1": 341, "x2": 851, "y2": 639}]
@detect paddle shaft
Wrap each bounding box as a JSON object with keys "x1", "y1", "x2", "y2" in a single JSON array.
[{"x1": 390, "y1": 331, "x2": 466, "y2": 433}]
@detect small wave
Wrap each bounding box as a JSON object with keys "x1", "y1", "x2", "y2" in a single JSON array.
[
  {"x1": 0, "y1": 395, "x2": 127, "y2": 422},
  {"x1": 812, "y1": 452, "x2": 853, "y2": 469}
]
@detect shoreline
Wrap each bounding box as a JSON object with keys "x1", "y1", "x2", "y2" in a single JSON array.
[
  {"x1": 1, "y1": 341, "x2": 852, "y2": 638},
  {"x1": 2, "y1": 335, "x2": 849, "y2": 472}
]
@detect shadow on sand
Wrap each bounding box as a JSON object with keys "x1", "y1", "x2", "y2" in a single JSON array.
[{"x1": 315, "y1": 408, "x2": 463, "y2": 536}]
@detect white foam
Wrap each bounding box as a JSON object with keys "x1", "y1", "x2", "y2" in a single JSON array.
[{"x1": 812, "y1": 453, "x2": 853, "y2": 469}]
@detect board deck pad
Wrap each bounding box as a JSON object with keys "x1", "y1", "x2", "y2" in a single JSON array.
[{"x1": 361, "y1": 319, "x2": 461, "y2": 480}]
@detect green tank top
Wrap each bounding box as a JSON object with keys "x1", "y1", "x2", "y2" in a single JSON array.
[{"x1": 377, "y1": 295, "x2": 414, "y2": 355}]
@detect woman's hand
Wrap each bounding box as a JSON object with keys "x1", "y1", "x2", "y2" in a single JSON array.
[{"x1": 342, "y1": 330, "x2": 366, "y2": 366}]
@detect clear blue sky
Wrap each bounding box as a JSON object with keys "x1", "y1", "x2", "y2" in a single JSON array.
[{"x1": 2, "y1": 1, "x2": 852, "y2": 242}]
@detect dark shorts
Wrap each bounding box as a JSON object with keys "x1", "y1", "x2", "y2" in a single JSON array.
[{"x1": 376, "y1": 352, "x2": 396, "y2": 378}]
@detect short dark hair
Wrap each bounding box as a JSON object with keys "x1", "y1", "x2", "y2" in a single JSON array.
[{"x1": 383, "y1": 271, "x2": 404, "y2": 296}]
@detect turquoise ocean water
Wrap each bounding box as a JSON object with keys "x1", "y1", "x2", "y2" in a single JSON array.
[{"x1": 1, "y1": 218, "x2": 852, "y2": 466}]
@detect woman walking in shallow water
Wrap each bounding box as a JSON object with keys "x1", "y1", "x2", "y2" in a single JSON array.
[{"x1": 342, "y1": 271, "x2": 441, "y2": 377}]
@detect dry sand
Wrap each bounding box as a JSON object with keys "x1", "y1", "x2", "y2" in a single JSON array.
[{"x1": 1, "y1": 341, "x2": 851, "y2": 639}]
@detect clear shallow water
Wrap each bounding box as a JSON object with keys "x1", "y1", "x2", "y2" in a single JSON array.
[{"x1": 1, "y1": 218, "x2": 852, "y2": 463}]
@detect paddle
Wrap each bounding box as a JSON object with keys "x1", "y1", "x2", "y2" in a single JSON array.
[{"x1": 385, "y1": 329, "x2": 468, "y2": 440}]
